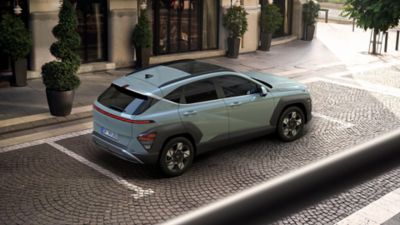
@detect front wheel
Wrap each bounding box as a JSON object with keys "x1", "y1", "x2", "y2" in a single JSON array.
[
  {"x1": 277, "y1": 106, "x2": 305, "y2": 142},
  {"x1": 159, "y1": 137, "x2": 194, "y2": 177}
]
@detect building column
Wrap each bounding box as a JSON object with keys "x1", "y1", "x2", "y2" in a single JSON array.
[
  {"x1": 29, "y1": 0, "x2": 60, "y2": 77},
  {"x1": 108, "y1": 9, "x2": 137, "y2": 68},
  {"x1": 219, "y1": 0, "x2": 261, "y2": 54},
  {"x1": 292, "y1": 0, "x2": 306, "y2": 40}
]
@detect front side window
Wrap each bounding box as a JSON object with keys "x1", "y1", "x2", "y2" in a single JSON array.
[
  {"x1": 183, "y1": 80, "x2": 218, "y2": 104},
  {"x1": 214, "y1": 75, "x2": 259, "y2": 98}
]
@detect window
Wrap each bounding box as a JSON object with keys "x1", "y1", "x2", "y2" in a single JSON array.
[
  {"x1": 183, "y1": 80, "x2": 218, "y2": 104},
  {"x1": 98, "y1": 85, "x2": 155, "y2": 115},
  {"x1": 214, "y1": 76, "x2": 259, "y2": 98},
  {"x1": 165, "y1": 87, "x2": 183, "y2": 103}
]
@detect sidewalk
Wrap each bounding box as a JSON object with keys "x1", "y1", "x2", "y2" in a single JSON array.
[{"x1": 1, "y1": 22, "x2": 399, "y2": 136}]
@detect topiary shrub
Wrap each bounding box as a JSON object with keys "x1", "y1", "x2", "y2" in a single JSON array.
[
  {"x1": 132, "y1": 12, "x2": 152, "y2": 49},
  {"x1": 303, "y1": 0, "x2": 320, "y2": 27},
  {"x1": 261, "y1": 4, "x2": 283, "y2": 35},
  {"x1": 42, "y1": 0, "x2": 81, "y2": 91},
  {"x1": 0, "y1": 14, "x2": 32, "y2": 61},
  {"x1": 223, "y1": 5, "x2": 248, "y2": 39}
]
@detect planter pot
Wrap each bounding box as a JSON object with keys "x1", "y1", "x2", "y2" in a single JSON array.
[
  {"x1": 227, "y1": 37, "x2": 241, "y2": 58},
  {"x1": 11, "y1": 58, "x2": 27, "y2": 87},
  {"x1": 135, "y1": 47, "x2": 151, "y2": 69},
  {"x1": 46, "y1": 89, "x2": 75, "y2": 117},
  {"x1": 305, "y1": 25, "x2": 316, "y2": 41},
  {"x1": 259, "y1": 33, "x2": 273, "y2": 51}
]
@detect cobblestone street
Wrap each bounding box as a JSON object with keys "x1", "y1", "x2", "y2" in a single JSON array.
[{"x1": 1, "y1": 62, "x2": 400, "y2": 224}]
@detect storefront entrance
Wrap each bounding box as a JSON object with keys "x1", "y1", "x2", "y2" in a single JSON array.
[
  {"x1": 73, "y1": 0, "x2": 108, "y2": 63},
  {"x1": 274, "y1": 0, "x2": 293, "y2": 37},
  {"x1": 153, "y1": 0, "x2": 219, "y2": 55}
]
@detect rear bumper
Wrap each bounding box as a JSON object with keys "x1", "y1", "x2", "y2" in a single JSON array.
[{"x1": 92, "y1": 132, "x2": 159, "y2": 164}]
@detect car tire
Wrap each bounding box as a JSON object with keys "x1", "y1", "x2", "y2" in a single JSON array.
[
  {"x1": 159, "y1": 137, "x2": 194, "y2": 177},
  {"x1": 277, "y1": 106, "x2": 305, "y2": 142}
]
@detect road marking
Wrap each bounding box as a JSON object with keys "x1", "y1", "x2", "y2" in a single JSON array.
[
  {"x1": 47, "y1": 142, "x2": 154, "y2": 199},
  {"x1": 336, "y1": 188, "x2": 400, "y2": 225},
  {"x1": 313, "y1": 112, "x2": 355, "y2": 129},
  {"x1": 0, "y1": 129, "x2": 154, "y2": 199},
  {"x1": 300, "y1": 77, "x2": 400, "y2": 98}
]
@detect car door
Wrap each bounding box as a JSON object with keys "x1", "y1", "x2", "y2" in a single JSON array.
[
  {"x1": 214, "y1": 75, "x2": 276, "y2": 138},
  {"x1": 178, "y1": 79, "x2": 229, "y2": 147}
]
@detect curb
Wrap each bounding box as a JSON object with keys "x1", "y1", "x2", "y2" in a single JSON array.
[{"x1": 0, "y1": 105, "x2": 93, "y2": 136}]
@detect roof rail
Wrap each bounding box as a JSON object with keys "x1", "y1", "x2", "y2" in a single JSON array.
[
  {"x1": 125, "y1": 59, "x2": 196, "y2": 77},
  {"x1": 161, "y1": 129, "x2": 400, "y2": 225}
]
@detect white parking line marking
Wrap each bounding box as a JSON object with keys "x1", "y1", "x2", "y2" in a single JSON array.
[
  {"x1": 313, "y1": 112, "x2": 355, "y2": 129},
  {"x1": 336, "y1": 188, "x2": 400, "y2": 225},
  {"x1": 0, "y1": 129, "x2": 93, "y2": 154},
  {"x1": 0, "y1": 129, "x2": 154, "y2": 199},
  {"x1": 48, "y1": 142, "x2": 154, "y2": 199}
]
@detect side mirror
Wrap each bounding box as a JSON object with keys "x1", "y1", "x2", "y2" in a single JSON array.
[{"x1": 260, "y1": 86, "x2": 268, "y2": 97}]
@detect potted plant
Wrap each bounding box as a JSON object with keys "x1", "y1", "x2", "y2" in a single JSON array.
[
  {"x1": 41, "y1": 0, "x2": 81, "y2": 116},
  {"x1": 260, "y1": 3, "x2": 283, "y2": 51},
  {"x1": 0, "y1": 14, "x2": 32, "y2": 87},
  {"x1": 132, "y1": 11, "x2": 152, "y2": 69},
  {"x1": 302, "y1": 0, "x2": 320, "y2": 41},
  {"x1": 223, "y1": 5, "x2": 248, "y2": 58}
]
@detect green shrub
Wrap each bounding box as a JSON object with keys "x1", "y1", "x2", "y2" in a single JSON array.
[
  {"x1": 132, "y1": 12, "x2": 152, "y2": 48},
  {"x1": 42, "y1": 0, "x2": 81, "y2": 91},
  {"x1": 303, "y1": 1, "x2": 320, "y2": 26},
  {"x1": 0, "y1": 14, "x2": 32, "y2": 61},
  {"x1": 223, "y1": 5, "x2": 248, "y2": 38},
  {"x1": 261, "y1": 4, "x2": 283, "y2": 34}
]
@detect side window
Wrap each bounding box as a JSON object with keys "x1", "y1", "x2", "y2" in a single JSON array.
[
  {"x1": 214, "y1": 75, "x2": 259, "y2": 98},
  {"x1": 165, "y1": 87, "x2": 182, "y2": 103},
  {"x1": 183, "y1": 79, "x2": 218, "y2": 104}
]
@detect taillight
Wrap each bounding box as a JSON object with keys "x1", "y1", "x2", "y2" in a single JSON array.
[
  {"x1": 137, "y1": 132, "x2": 157, "y2": 150},
  {"x1": 93, "y1": 104, "x2": 154, "y2": 124}
]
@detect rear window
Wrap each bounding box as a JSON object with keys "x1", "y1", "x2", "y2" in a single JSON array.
[{"x1": 98, "y1": 84, "x2": 156, "y2": 115}]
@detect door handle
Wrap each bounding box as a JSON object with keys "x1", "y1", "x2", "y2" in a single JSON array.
[
  {"x1": 229, "y1": 101, "x2": 242, "y2": 107},
  {"x1": 183, "y1": 110, "x2": 197, "y2": 116}
]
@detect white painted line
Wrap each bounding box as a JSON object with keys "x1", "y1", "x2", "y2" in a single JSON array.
[
  {"x1": 47, "y1": 142, "x2": 154, "y2": 199},
  {"x1": 336, "y1": 188, "x2": 400, "y2": 225},
  {"x1": 313, "y1": 112, "x2": 355, "y2": 129},
  {"x1": 0, "y1": 129, "x2": 93, "y2": 153}
]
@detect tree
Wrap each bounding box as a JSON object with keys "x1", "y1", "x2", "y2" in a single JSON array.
[
  {"x1": 342, "y1": 0, "x2": 400, "y2": 54},
  {"x1": 42, "y1": 0, "x2": 81, "y2": 91}
]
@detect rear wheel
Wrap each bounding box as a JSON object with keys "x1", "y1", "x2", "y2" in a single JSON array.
[
  {"x1": 277, "y1": 106, "x2": 305, "y2": 142},
  {"x1": 159, "y1": 137, "x2": 194, "y2": 177}
]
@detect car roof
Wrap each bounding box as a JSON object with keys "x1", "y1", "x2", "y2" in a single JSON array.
[{"x1": 125, "y1": 60, "x2": 232, "y2": 86}]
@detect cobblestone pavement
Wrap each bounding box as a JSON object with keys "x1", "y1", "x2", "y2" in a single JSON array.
[{"x1": 1, "y1": 65, "x2": 400, "y2": 224}]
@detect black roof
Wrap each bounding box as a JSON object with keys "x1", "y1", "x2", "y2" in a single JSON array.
[
  {"x1": 164, "y1": 59, "x2": 232, "y2": 75},
  {"x1": 158, "y1": 59, "x2": 233, "y2": 87}
]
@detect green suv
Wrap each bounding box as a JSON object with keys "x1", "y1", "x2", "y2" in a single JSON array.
[{"x1": 92, "y1": 60, "x2": 312, "y2": 176}]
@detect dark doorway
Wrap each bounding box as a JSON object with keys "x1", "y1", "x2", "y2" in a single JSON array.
[
  {"x1": 153, "y1": 0, "x2": 219, "y2": 55},
  {"x1": 273, "y1": 0, "x2": 293, "y2": 37},
  {"x1": 74, "y1": 0, "x2": 108, "y2": 63},
  {"x1": 0, "y1": 0, "x2": 29, "y2": 76}
]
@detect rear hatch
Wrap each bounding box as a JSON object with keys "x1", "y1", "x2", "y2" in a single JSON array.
[{"x1": 93, "y1": 84, "x2": 157, "y2": 147}]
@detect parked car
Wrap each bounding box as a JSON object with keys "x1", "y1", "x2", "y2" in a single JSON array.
[{"x1": 92, "y1": 59, "x2": 312, "y2": 177}]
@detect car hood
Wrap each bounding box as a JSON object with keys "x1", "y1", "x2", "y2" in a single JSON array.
[{"x1": 243, "y1": 71, "x2": 307, "y2": 92}]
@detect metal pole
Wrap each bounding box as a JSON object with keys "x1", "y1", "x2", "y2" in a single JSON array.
[
  {"x1": 352, "y1": 19, "x2": 355, "y2": 32},
  {"x1": 162, "y1": 129, "x2": 400, "y2": 225},
  {"x1": 396, "y1": 31, "x2": 399, "y2": 51},
  {"x1": 384, "y1": 32, "x2": 388, "y2": 53}
]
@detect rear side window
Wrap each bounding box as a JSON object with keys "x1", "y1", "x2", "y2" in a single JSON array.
[
  {"x1": 183, "y1": 80, "x2": 218, "y2": 104},
  {"x1": 165, "y1": 87, "x2": 182, "y2": 103},
  {"x1": 98, "y1": 84, "x2": 156, "y2": 115},
  {"x1": 214, "y1": 75, "x2": 259, "y2": 98}
]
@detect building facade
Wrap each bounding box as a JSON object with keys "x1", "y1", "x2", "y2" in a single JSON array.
[{"x1": 0, "y1": 0, "x2": 305, "y2": 78}]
